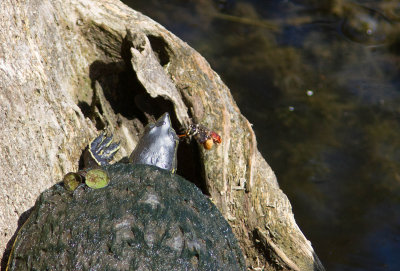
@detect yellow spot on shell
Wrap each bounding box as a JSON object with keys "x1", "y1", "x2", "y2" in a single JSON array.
[
  {"x1": 63, "y1": 172, "x2": 82, "y2": 191},
  {"x1": 85, "y1": 169, "x2": 110, "y2": 189}
]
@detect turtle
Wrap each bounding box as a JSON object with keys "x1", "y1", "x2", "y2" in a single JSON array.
[{"x1": 6, "y1": 113, "x2": 246, "y2": 271}]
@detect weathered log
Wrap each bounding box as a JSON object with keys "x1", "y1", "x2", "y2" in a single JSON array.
[{"x1": 0, "y1": 0, "x2": 325, "y2": 270}]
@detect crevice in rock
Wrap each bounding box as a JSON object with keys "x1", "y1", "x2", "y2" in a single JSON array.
[
  {"x1": 147, "y1": 35, "x2": 171, "y2": 67},
  {"x1": 89, "y1": 60, "x2": 144, "y2": 122},
  {"x1": 177, "y1": 139, "x2": 210, "y2": 196},
  {"x1": 251, "y1": 229, "x2": 269, "y2": 265},
  {"x1": 80, "y1": 37, "x2": 209, "y2": 196},
  {"x1": 78, "y1": 146, "x2": 87, "y2": 171},
  {"x1": 77, "y1": 101, "x2": 92, "y2": 120}
]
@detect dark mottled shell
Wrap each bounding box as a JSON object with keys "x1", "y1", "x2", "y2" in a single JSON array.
[{"x1": 7, "y1": 164, "x2": 246, "y2": 271}]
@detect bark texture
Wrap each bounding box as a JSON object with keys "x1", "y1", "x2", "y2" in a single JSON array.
[{"x1": 0, "y1": 0, "x2": 325, "y2": 270}]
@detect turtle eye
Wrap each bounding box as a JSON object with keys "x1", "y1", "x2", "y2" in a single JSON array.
[
  {"x1": 156, "y1": 121, "x2": 166, "y2": 127},
  {"x1": 155, "y1": 112, "x2": 171, "y2": 128}
]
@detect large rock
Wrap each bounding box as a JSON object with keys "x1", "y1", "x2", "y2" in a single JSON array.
[
  {"x1": 0, "y1": 0, "x2": 324, "y2": 270},
  {"x1": 7, "y1": 164, "x2": 246, "y2": 271}
]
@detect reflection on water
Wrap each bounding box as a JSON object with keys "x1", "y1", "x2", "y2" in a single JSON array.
[{"x1": 123, "y1": 0, "x2": 400, "y2": 270}]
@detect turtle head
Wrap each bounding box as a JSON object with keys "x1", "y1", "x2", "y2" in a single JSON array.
[{"x1": 129, "y1": 113, "x2": 179, "y2": 172}]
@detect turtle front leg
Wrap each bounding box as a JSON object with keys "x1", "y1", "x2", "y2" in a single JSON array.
[
  {"x1": 63, "y1": 132, "x2": 119, "y2": 192},
  {"x1": 86, "y1": 132, "x2": 120, "y2": 167}
]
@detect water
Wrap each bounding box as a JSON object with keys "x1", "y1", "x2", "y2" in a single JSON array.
[{"x1": 122, "y1": 0, "x2": 400, "y2": 270}]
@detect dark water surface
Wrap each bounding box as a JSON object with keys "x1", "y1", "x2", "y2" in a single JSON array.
[{"x1": 123, "y1": 0, "x2": 400, "y2": 270}]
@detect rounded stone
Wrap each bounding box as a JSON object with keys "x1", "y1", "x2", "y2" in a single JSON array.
[{"x1": 7, "y1": 164, "x2": 246, "y2": 271}]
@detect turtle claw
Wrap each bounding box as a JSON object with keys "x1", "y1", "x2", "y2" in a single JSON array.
[{"x1": 89, "y1": 132, "x2": 120, "y2": 166}]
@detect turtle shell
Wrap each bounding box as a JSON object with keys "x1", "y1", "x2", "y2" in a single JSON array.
[{"x1": 7, "y1": 164, "x2": 246, "y2": 271}]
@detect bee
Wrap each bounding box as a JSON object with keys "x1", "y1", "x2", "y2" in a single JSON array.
[{"x1": 179, "y1": 123, "x2": 222, "y2": 150}]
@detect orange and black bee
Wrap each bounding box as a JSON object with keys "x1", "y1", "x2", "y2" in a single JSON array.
[{"x1": 179, "y1": 123, "x2": 221, "y2": 150}]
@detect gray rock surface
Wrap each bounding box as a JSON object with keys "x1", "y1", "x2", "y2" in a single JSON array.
[{"x1": 0, "y1": 0, "x2": 324, "y2": 270}]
